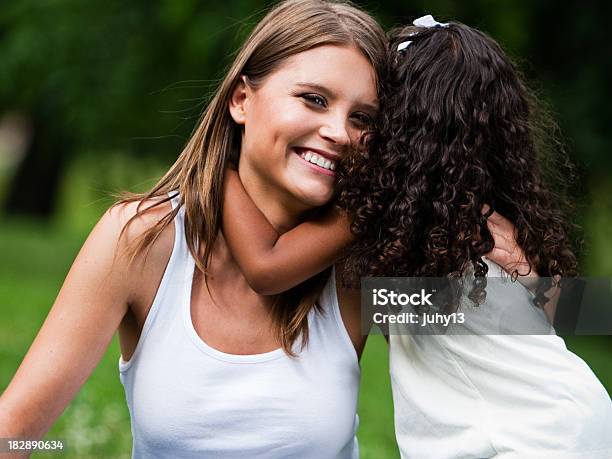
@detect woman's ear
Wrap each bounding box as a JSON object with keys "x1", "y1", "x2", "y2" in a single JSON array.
[{"x1": 229, "y1": 76, "x2": 249, "y2": 125}]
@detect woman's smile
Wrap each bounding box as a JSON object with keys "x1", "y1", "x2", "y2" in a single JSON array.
[
  {"x1": 232, "y1": 44, "x2": 378, "y2": 210},
  {"x1": 293, "y1": 147, "x2": 338, "y2": 176}
]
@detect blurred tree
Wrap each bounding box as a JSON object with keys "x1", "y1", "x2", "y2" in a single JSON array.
[
  {"x1": 527, "y1": 0, "x2": 612, "y2": 182},
  {"x1": 369, "y1": 0, "x2": 612, "y2": 179},
  {"x1": 1, "y1": 0, "x2": 610, "y2": 217},
  {"x1": 0, "y1": 0, "x2": 271, "y2": 217}
]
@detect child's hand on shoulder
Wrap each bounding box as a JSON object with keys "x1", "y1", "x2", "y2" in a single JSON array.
[{"x1": 482, "y1": 204, "x2": 539, "y2": 290}]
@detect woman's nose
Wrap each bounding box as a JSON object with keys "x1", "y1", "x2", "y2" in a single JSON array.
[{"x1": 319, "y1": 114, "x2": 350, "y2": 146}]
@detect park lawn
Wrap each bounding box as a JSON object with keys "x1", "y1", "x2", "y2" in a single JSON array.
[{"x1": 0, "y1": 218, "x2": 609, "y2": 459}]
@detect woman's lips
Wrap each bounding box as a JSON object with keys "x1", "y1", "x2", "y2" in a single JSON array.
[{"x1": 293, "y1": 148, "x2": 337, "y2": 176}]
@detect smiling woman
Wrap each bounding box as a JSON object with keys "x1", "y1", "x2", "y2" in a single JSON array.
[
  {"x1": 0, "y1": 1, "x2": 387, "y2": 458},
  {"x1": 229, "y1": 44, "x2": 378, "y2": 213}
]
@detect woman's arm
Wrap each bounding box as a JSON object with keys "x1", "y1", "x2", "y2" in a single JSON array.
[
  {"x1": 222, "y1": 169, "x2": 354, "y2": 295},
  {"x1": 0, "y1": 203, "x2": 144, "y2": 450}
]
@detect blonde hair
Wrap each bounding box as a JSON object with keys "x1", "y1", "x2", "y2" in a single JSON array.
[{"x1": 113, "y1": 0, "x2": 386, "y2": 355}]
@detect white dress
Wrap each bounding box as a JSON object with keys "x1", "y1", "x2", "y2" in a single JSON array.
[{"x1": 389, "y1": 261, "x2": 612, "y2": 458}]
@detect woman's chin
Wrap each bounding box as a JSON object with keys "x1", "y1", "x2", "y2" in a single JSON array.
[
  {"x1": 293, "y1": 184, "x2": 335, "y2": 208},
  {"x1": 283, "y1": 170, "x2": 335, "y2": 208}
]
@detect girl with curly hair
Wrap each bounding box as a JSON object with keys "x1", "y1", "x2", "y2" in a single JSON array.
[{"x1": 222, "y1": 16, "x2": 612, "y2": 458}]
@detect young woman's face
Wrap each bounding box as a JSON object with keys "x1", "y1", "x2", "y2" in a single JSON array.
[{"x1": 231, "y1": 45, "x2": 378, "y2": 211}]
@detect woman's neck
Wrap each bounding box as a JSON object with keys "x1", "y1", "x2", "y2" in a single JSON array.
[{"x1": 237, "y1": 168, "x2": 308, "y2": 235}]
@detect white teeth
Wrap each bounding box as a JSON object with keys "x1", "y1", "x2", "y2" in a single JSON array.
[{"x1": 298, "y1": 150, "x2": 337, "y2": 171}]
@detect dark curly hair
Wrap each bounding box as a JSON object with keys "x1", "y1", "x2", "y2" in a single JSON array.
[{"x1": 337, "y1": 21, "x2": 579, "y2": 305}]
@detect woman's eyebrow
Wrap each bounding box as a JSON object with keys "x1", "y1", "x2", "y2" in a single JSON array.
[
  {"x1": 294, "y1": 82, "x2": 378, "y2": 113},
  {"x1": 295, "y1": 82, "x2": 333, "y2": 95}
]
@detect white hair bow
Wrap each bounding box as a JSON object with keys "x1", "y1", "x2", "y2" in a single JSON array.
[{"x1": 397, "y1": 15, "x2": 450, "y2": 51}]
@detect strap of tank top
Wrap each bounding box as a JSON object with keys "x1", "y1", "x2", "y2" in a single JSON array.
[
  {"x1": 319, "y1": 266, "x2": 360, "y2": 366},
  {"x1": 118, "y1": 191, "x2": 187, "y2": 372}
]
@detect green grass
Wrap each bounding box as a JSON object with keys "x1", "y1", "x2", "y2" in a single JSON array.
[
  {"x1": 0, "y1": 213, "x2": 609, "y2": 458},
  {"x1": 359, "y1": 336, "x2": 399, "y2": 459}
]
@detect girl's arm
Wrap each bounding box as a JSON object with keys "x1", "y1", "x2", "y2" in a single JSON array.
[
  {"x1": 222, "y1": 169, "x2": 354, "y2": 295},
  {"x1": 224, "y1": 169, "x2": 543, "y2": 305}
]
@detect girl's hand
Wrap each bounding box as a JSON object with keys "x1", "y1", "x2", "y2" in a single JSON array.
[
  {"x1": 483, "y1": 205, "x2": 563, "y2": 322},
  {"x1": 483, "y1": 204, "x2": 539, "y2": 284}
]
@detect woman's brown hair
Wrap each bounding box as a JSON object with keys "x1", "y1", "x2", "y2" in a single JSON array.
[{"x1": 111, "y1": 0, "x2": 386, "y2": 355}]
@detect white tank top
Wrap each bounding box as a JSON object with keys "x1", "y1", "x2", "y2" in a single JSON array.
[
  {"x1": 390, "y1": 261, "x2": 612, "y2": 459},
  {"x1": 119, "y1": 193, "x2": 360, "y2": 459}
]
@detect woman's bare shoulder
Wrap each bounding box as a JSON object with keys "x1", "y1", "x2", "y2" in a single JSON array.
[
  {"x1": 105, "y1": 196, "x2": 177, "y2": 305},
  {"x1": 107, "y1": 195, "x2": 175, "y2": 241}
]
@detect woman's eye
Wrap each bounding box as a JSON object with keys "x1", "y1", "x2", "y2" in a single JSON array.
[
  {"x1": 351, "y1": 112, "x2": 373, "y2": 127},
  {"x1": 301, "y1": 94, "x2": 327, "y2": 108}
]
